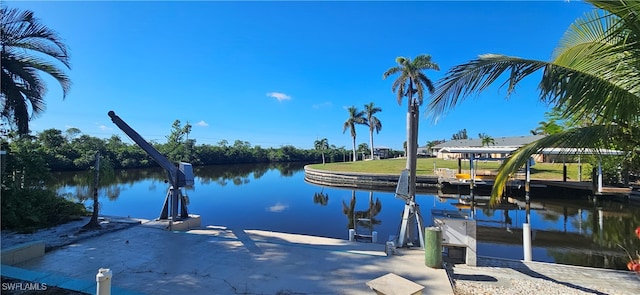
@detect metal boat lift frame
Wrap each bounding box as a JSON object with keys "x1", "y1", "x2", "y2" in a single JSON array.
[
  {"x1": 395, "y1": 169, "x2": 424, "y2": 248},
  {"x1": 108, "y1": 111, "x2": 193, "y2": 221}
]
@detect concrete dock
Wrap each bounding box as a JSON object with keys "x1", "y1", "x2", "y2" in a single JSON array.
[{"x1": 4, "y1": 221, "x2": 454, "y2": 294}]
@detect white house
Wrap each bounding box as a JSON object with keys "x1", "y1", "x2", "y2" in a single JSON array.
[{"x1": 430, "y1": 135, "x2": 546, "y2": 161}]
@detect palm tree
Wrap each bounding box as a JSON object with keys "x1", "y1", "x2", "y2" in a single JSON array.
[
  {"x1": 530, "y1": 120, "x2": 563, "y2": 135},
  {"x1": 343, "y1": 106, "x2": 367, "y2": 162},
  {"x1": 1, "y1": 7, "x2": 71, "y2": 135},
  {"x1": 314, "y1": 138, "x2": 329, "y2": 164},
  {"x1": 478, "y1": 133, "x2": 495, "y2": 146},
  {"x1": 403, "y1": 140, "x2": 407, "y2": 157},
  {"x1": 530, "y1": 109, "x2": 565, "y2": 135},
  {"x1": 364, "y1": 102, "x2": 382, "y2": 160},
  {"x1": 427, "y1": 0, "x2": 640, "y2": 204},
  {"x1": 383, "y1": 55, "x2": 439, "y2": 200}
]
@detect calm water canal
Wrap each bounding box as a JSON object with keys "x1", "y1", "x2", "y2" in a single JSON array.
[{"x1": 49, "y1": 162, "x2": 640, "y2": 271}]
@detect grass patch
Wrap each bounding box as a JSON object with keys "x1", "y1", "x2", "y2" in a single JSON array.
[{"x1": 307, "y1": 158, "x2": 593, "y2": 181}]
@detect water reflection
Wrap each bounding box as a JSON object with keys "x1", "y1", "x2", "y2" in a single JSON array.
[
  {"x1": 266, "y1": 202, "x2": 288, "y2": 213},
  {"x1": 50, "y1": 163, "x2": 305, "y2": 197},
  {"x1": 312, "y1": 187, "x2": 329, "y2": 206},
  {"x1": 46, "y1": 163, "x2": 640, "y2": 270},
  {"x1": 449, "y1": 192, "x2": 640, "y2": 270},
  {"x1": 342, "y1": 190, "x2": 382, "y2": 241}
]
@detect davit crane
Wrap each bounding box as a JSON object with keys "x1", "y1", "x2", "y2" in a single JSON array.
[{"x1": 108, "y1": 111, "x2": 194, "y2": 221}]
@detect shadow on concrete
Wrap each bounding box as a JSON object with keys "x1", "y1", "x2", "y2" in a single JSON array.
[
  {"x1": 481, "y1": 259, "x2": 609, "y2": 295},
  {"x1": 13, "y1": 225, "x2": 449, "y2": 294},
  {"x1": 453, "y1": 274, "x2": 497, "y2": 282},
  {"x1": 230, "y1": 228, "x2": 264, "y2": 255}
]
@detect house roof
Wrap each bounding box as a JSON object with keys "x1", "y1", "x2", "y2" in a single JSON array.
[
  {"x1": 431, "y1": 135, "x2": 545, "y2": 149},
  {"x1": 438, "y1": 146, "x2": 624, "y2": 156},
  {"x1": 441, "y1": 147, "x2": 520, "y2": 154}
]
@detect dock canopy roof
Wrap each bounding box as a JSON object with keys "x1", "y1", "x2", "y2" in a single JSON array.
[
  {"x1": 441, "y1": 147, "x2": 625, "y2": 156},
  {"x1": 440, "y1": 147, "x2": 518, "y2": 154},
  {"x1": 539, "y1": 148, "x2": 625, "y2": 156}
]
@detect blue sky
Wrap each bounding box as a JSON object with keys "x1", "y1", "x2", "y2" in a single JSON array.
[{"x1": 10, "y1": 1, "x2": 593, "y2": 150}]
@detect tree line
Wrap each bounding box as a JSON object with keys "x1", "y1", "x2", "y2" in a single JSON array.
[{"x1": 2, "y1": 125, "x2": 401, "y2": 172}]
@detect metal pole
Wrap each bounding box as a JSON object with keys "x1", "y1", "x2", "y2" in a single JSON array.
[
  {"x1": 523, "y1": 157, "x2": 532, "y2": 261},
  {"x1": 525, "y1": 158, "x2": 531, "y2": 206},
  {"x1": 597, "y1": 158, "x2": 603, "y2": 194},
  {"x1": 469, "y1": 154, "x2": 475, "y2": 193},
  {"x1": 562, "y1": 157, "x2": 567, "y2": 182},
  {"x1": 397, "y1": 203, "x2": 411, "y2": 247},
  {"x1": 171, "y1": 185, "x2": 179, "y2": 221},
  {"x1": 578, "y1": 156, "x2": 582, "y2": 182},
  {"x1": 89, "y1": 152, "x2": 101, "y2": 225},
  {"x1": 523, "y1": 223, "x2": 532, "y2": 262}
]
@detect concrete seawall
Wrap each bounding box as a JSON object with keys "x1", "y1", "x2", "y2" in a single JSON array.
[{"x1": 303, "y1": 165, "x2": 440, "y2": 190}]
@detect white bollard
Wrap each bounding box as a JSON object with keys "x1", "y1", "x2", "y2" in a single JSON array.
[
  {"x1": 348, "y1": 229, "x2": 355, "y2": 241},
  {"x1": 372, "y1": 231, "x2": 378, "y2": 243},
  {"x1": 96, "y1": 268, "x2": 112, "y2": 295},
  {"x1": 523, "y1": 223, "x2": 532, "y2": 262}
]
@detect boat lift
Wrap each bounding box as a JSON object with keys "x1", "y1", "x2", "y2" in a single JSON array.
[
  {"x1": 108, "y1": 111, "x2": 194, "y2": 222},
  {"x1": 395, "y1": 169, "x2": 424, "y2": 248}
]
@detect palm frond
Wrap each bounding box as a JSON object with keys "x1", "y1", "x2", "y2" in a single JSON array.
[
  {"x1": 2, "y1": 53, "x2": 47, "y2": 95},
  {"x1": 427, "y1": 55, "x2": 546, "y2": 121},
  {"x1": 369, "y1": 117, "x2": 382, "y2": 133},
  {"x1": 1, "y1": 7, "x2": 70, "y2": 67},
  {"x1": 385, "y1": 55, "x2": 439, "y2": 107},
  {"x1": 382, "y1": 66, "x2": 402, "y2": 79},
  {"x1": 21, "y1": 56, "x2": 71, "y2": 97},
  {"x1": 1, "y1": 6, "x2": 71, "y2": 135},
  {"x1": 342, "y1": 122, "x2": 350, "y2": 134},
  {"x1": 539, "y1": 62, "x2": 640, "y2": 126},
  {"x1": 414, "y1": 54, "x2": 440, "y2": 72},
  {"x1": 588, "y1": 0, "x2": 640, "y2": 43},
  {"x1": 554, "y1": 9, "x2": 618, "y2": 59}
]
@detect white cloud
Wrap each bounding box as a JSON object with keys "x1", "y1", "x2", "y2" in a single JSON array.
[
  {"x1": 266, "y1": 202, "x2": 288, "y2": 213},
  {"x1": 196, "y1": 120, "x2": 209, "y2": 127},
  {"x1": 267, "y1": 92, "x2": 291, "y2": 102},
  {"x1": 312, "y1": 102, "x2": 332, "y2": 109},
  {"x1": 98, "y1": 124, "x2": 112, "y2": 131}
]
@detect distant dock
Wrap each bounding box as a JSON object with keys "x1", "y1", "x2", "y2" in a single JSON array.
[{"x1": 305, "y1": 165, "x2": 636, "y2": 200}]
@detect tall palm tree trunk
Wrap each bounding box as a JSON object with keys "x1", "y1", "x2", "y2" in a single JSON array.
[
  {"x1": 406, "y1": 103, "x2": 418, "y2": 201},
  {"x1": 406, "y1": 80, "x2": 418, "y2": 201},
  {"x1": 406, "y1": 108, "x2": 413, "y2": 169},
  {"x1": 369, "y1": 130, "x2": 375, "y2": 160},
  {"x1": 352, "y1": 136, "x2": 357, "y2": 162}
]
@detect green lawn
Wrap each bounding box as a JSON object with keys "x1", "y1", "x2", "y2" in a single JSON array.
[{"x1": 307, "y1": 158, "x2": 593, "y2": 181}]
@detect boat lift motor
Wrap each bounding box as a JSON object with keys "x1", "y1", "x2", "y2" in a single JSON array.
[{"x1": 108, "y1": 111, "x2": 194, "y2": 221}]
